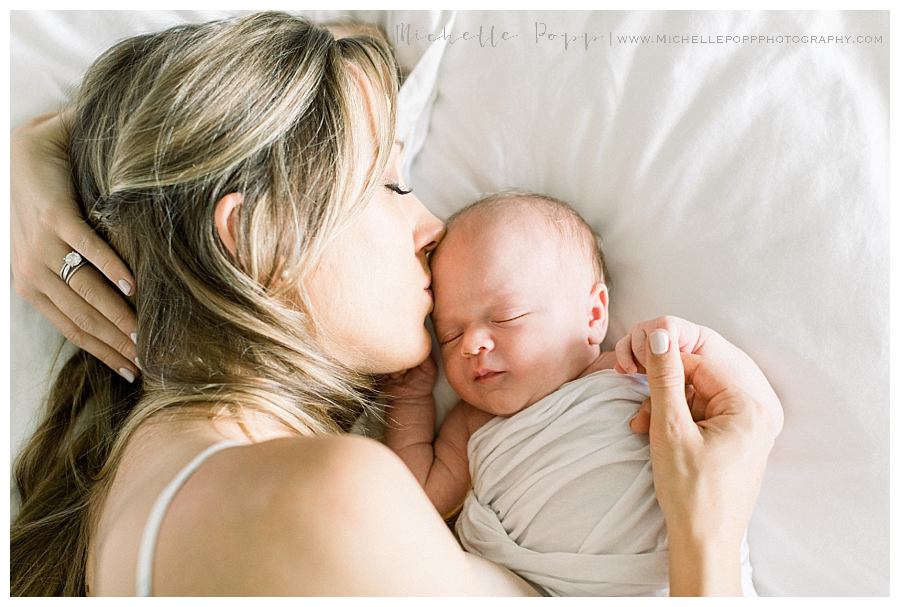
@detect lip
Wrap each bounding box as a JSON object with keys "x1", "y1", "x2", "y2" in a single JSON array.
[{"x1": 473, "y1": 369, "x2": 505, "y2": 383}]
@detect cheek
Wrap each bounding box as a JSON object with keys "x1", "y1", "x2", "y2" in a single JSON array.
[
  {"x1": 441, "y1": 349, "x2": 467, "y2": 391},
  {"x1": 500, "y1": 326, "x2": 538, "y2": 359},
  {"x1": 502, "y1": 324, "x2": 562, "y2": 374},
  {"x1": 308, "y1": 222, "x2": 429, "y2": 372},
  {"x1": 350, "y1": 221, "x2": 412, "y2": 308},
  {"x1": 363, "y1": 214, "x2": 420, "y2": 293}
]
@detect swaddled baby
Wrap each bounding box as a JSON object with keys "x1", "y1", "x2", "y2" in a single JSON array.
[{"x1": 384, "y1": 191, "x2": 755, "y2": 596}]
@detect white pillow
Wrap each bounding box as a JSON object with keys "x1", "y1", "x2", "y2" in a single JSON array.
[{"x1": 408, "y1": 10, "x2": 888, "y2": 596}]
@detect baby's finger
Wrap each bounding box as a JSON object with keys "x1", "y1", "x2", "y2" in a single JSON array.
[
  {"x1": 629, "y1": 398, "x2": 651, "y2": 433},
  {"x1": 59, "y1": 214, "x2": 136, "y2": 297},
  {"x1": 615, "y1": 334, "x2": 638, "y2": 374},
  {"x1": 31, "y1": 292, "x2": 139, "y2": 382},
  {"x1": 629, "y1": 326, "x2": 648, "y2": 370}
]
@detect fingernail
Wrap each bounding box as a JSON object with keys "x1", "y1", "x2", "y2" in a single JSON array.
[
  {"x1": 119, "y1": 367, "x2": 135, "y2": 383},
  {"x1": 134, "y1": 355, "x2": 141, "y2": 369},
  {"x1": 130, "y1": 332, "x2": 138, "y2": 344},
  {"x1": 650, "y1": 330, "x2": 670, "y2": 355},
  {"x1": 118, "y1": 279, "x2": 133, "y2": 296}
]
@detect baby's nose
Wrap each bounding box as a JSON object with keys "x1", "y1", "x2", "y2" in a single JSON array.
[
  {"x1": 463, "y1": 344, "x2": 488, "y2": 357},
  {"x1": 461, "y1": 327, "x2": 494, "y2": 357}
]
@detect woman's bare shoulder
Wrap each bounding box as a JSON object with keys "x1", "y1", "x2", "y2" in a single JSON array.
[
  {"x1": 153, "y1": 434, "x2": 536, "y2": 595},
  {"x1": 161, "y1": 433, "x2": 404, "y2": 536},
  {"x1": 220, "y1": 433, "x2": 408, "y2": 503}
]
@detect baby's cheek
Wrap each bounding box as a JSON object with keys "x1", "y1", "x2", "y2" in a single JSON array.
[
  {"x1": 442, "y1": 356, "x2": 468, "y2": 396},
  {"x1": 516, "y1": 335, "x2": 566, "y2": 384}
]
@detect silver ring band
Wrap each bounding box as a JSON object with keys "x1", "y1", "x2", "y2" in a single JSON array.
[{"x1": 59, "y1": 251, "x2": 88, "y2": 285}]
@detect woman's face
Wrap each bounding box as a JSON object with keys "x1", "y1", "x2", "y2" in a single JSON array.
[{"x1": 306, "y1": 143, "x2": 444, "y2": 374}]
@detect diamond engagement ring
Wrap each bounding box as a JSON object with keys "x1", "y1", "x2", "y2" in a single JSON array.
[{"x1": 60, "y1": 251, "x2": 88, "y2": 285}]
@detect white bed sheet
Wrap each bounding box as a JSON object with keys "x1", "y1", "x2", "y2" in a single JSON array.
[
  {"x1": 8, "y1": 9, "x2": 889, "y2": 597},
  {"x1": 411, "y1": 10, "x2": 888, "y2": 597}
]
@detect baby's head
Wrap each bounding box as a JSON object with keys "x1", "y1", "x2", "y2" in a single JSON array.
[{"x1": 431, "y1": 191, "x2": 610, "y2": 416}]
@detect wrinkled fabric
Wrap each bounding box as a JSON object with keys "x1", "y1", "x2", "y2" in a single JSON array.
[{"x1": 456, "y1": 370, "x2": 756, "y2": 596}]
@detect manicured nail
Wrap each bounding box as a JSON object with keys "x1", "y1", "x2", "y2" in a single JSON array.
[
  {"x1": 650, "y1": 330, "x2": 670, "y2": 355},
  {"x1": 130, "y1": 332, "x2": 138, "y2": 344},
  {"x1": 118, "y1": 279, "x2": 133, "y2": 296},
  {"x1": 119, "y1": 367, "x2": 135, "y2": 383},
  {"x1": 134, "y1": 355, "x2": 141, "y2": 368}
]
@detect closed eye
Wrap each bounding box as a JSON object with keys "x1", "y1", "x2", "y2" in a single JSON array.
[
  {"x1": 439, "y1": 333, "x2": 462, "y2": 346},
  {"x1": 494, "y1": 313, "x2": 527, "y2": 324},
  {"x1": 386, "y1": 183, "x2": 413, "y2": 195}
]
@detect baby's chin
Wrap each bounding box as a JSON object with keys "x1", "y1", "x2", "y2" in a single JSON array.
[
  {"x1": 452, "y1": 377, "x2": 565, "y2": 418},
  {"x1": 454, "y1": 385, "x2": 534, "y2": 418}
]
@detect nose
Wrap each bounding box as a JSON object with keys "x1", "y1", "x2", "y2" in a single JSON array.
[
  {"x1": 461, "y1": 325, "x2": 494, "y2": 358},
  {"x1": 412, "y1": 196, "x2": 445, "y2": 258}
]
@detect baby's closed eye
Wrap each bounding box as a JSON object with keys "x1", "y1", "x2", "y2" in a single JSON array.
[
  {"x1": 439, "y1": 332, "x2": 462, "y2": 346},
  {"x1": 493, "y1": 313, "x2": 528, "y2": 324}
]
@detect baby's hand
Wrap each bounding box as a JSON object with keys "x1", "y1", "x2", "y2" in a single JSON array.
[
  {"x1": 613, "y1": 316, "x2": 710, "y2": 375},
  {"x1": 379, "y1": 355, "x2": 438, "y2": 403}
]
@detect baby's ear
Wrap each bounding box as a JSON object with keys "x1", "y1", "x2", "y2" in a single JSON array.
[{"x1": 587, "y1": 282, "x2": 609, "y2": 345}]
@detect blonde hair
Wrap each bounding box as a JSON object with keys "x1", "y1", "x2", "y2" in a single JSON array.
[
  {"x1": 447, "y1": 189, "x2": 610, "y2": 286},
  {"x1": 11, "y1": 12, "x2": 401, "y2": 596}
]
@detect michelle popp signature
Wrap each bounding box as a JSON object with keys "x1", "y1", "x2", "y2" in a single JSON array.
[{"x1": 393, "y1": 21, "x2": 606, "y2": 51}]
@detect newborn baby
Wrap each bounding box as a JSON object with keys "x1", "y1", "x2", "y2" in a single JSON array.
[{"x1": 384, "y1": 191, "x2": 755, "y2": 596}]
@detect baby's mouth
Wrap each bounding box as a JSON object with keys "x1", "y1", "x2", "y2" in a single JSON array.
[{"x1": 473, "y1": 369, "x2": 505, "y2": 383}]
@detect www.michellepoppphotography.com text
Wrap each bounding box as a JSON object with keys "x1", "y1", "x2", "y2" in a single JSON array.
[{"x1": 393, "y1": 21, "x2": 885, "y2": 51}]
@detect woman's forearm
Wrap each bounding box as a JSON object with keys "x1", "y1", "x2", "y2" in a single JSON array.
[{"x1": 667, "y1": 531, "x2": 743, "y2": 596}]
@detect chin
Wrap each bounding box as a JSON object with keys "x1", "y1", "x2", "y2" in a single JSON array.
[
  {"x1": 408, "y1": 328, "x2": 433, "y2": 365},
  {"x1": 374, "y1": 328, "x2": 432, "y2": 374}
]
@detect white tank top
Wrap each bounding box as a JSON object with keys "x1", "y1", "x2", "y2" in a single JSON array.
[{"x1": 135, "y1": 440, "x2": 244, "y2": 596}]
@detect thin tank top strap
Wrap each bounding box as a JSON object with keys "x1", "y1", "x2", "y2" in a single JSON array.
[{"x1": 135, "y1": 439, "x2": 245, "y2": 596}]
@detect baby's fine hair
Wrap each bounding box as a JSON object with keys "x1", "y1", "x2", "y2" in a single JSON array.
[{"x1": 447, "y1": 189, "x2": 610, "y2": 287}]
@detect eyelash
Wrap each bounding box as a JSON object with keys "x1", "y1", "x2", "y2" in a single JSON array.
[
  {"x1": 386, "y1": 183, "x2": 413, "y2": 195},
  {"x1": 495, "y1": 314, "x2": 526, "y2": 324},
  {"x1": 439, "y1": 334, "x2": 461, "y2": 347},
  {"x1": 438, "y1": 315, "x2": 527, "y2": 346}
]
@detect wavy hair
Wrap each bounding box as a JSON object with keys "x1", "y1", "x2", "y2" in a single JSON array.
[{"x1": 11, "y1": 12, "x2": 401, "y2": 595}]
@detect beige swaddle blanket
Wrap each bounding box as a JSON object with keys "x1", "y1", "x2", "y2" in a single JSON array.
[{"x1": 455, "y1": 370, "x2": 756, "y2": 596}]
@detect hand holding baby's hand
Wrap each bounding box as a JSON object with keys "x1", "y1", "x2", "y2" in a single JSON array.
[
  {"x1": 613, "y1": 316, "x2": 708, "y2": 375},
  {"x1": 619, "y1": 316, "x2": 784, "y2": 438},
  {"x1": 379, "y1": 355, "x2": 438, "y2": 403}
]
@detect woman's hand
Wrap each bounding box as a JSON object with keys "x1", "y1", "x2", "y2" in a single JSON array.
[
  {"x1": 11, "y1": 112, "x2": 139, "y2": 381},
  {"x1": 635, "y1": 320, "x2": 783, "y2": 595},
  {"x1": 615, "y1": 316, "x2": 783, "y2": 436}
]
